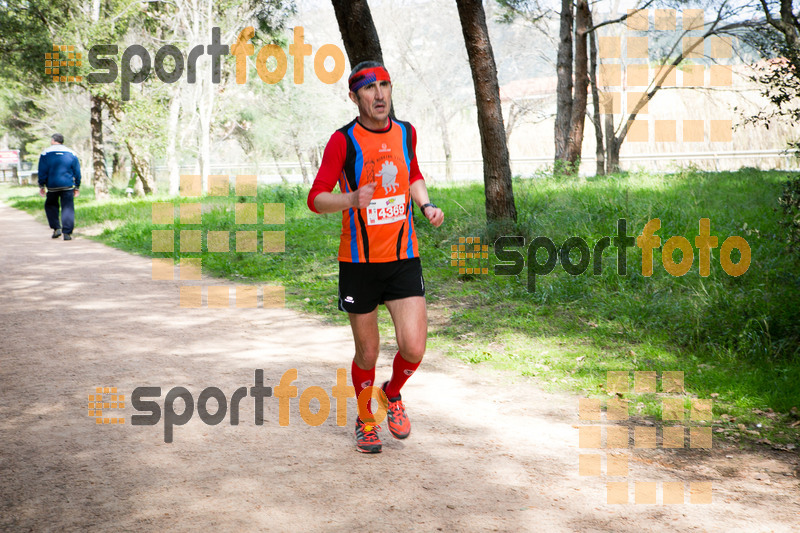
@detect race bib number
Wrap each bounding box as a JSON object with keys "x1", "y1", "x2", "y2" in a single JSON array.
[{"x1": 366, "y1": 194, "x2": 406, "y2": 225}]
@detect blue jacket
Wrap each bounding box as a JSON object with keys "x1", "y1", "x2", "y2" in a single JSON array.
[{"x1": 38, "y1": 144, "x2": 82, "y2": 190}]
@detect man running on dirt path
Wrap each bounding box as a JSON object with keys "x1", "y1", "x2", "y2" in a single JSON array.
[{"x1": 307, "y1": 61, "x2": 444, "y2": 453}]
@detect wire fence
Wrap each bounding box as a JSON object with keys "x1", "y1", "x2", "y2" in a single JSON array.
[
  {"x1": 148, "y1": 149, "x2": 797, "y2": 187},
  {"x1": 6, "y1": 150, "x2": 792, "y2": 189}
]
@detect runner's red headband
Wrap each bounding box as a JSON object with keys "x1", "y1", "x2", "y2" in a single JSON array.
[{"x1": 348, "y1": 66, "x2": 391, "y2": 93}]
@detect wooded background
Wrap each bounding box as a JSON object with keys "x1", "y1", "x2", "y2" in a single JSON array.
[{"x1": 2, "y1": 0, "x2": 800, "y2": 222}]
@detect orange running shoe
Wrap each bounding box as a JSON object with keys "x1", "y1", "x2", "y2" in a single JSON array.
[
  {"x1": 382, "y1": 381, "x2": 411, "y2": 439},
  {"x1": 355, "y1": 418, "x2": 382, "y2": 453}
]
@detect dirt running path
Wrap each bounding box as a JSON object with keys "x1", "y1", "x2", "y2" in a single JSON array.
[{"x1": 1, "y1": 201, "x2": 798, "y2": 532}]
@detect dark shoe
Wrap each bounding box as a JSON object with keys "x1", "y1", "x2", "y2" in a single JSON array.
[
  {"x1": 382, "y1": 381, "x2": 411, "y2": 439},
  {"x1": 52, "y1": 229, "x2": 62, "y2": 239},
  {"x1": 63, "y1": 234, "x2": 72, "y2": 241},
  {"x1": 355, "y1": 418, "x2": 382, "y2": 453}
]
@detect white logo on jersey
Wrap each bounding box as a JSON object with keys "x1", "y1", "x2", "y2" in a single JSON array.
[
  {"x1": 344, "y1": 296, "x2": 354, "y2": 303},
  {"x1": 377, "y1": 161, "x2": 399, "y2": 194}
]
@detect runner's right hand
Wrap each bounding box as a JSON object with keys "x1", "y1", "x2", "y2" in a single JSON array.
[{"x1": 352, "y1": 182, "x2": 376, "y2": 209}]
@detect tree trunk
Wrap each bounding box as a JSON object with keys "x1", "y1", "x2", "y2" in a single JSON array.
[
  {"x1": 126, "y1": 138, "x2": 156, "y2": 195},
  {"x1": 308, "y1": 145, "x2": 321, "y2": 175},
  {"x1": 605, "y1": 114, "x2": 620, "y2": 174},
  {"x1": 566, "y1": 0, "x2": 589, "y2": 170},
  {"x1": 166, "y1": 84, "x2": 182, "y2": 195},
  {"x1": 91, "y1": 94, "x2": 111, "y2": 199},
  {"x1": 87, "y1": 0, "x2": 108, "y2": 198},
  {"x1": 455, "y1": 0, "x2": 516, "y2": 224},
  {"x1": 601, "y1": 15, "x2": 740, "y2": 174},
  {"x1": 111, "y1": 151, "x2": 119, "y2": 181},
  {"x1": 89, "y1": 0, "x2": 110, "y2": 199},
  {"x1": 435, "y1": 105, "x2": 454, "y2": 181},
  {"x1": 505, "y1": 103, "x2": 516, "y2": 146},
  {"x1": 330, "y1": 0, "x2": 396, "y2": 118},
  {"x1": 111, "y1": 150, "x2": 128, "y2": 185},
  {"x1": 402, "y1": 59, "x2": 453, "y2": 181},
  {"x1": 554, "y1": 0, "x2": 574, "y2": 166},
  {"x1": 105, "y1": 98, "x2": 155, "y2": 194},
  {"x1": 271, "y1": 147, "x2": 288, "y2": 184},
  {"x1": 588, "y1": 10, "x2": 605, "y2": 176},
  {"x1": 133, "y1": 173, "x2": 145, "y2": 196},
  {"x1": 198, "y1": 79, "x2": 213, "y2": 193},
  {"x1": 330, "y1": 0, "x2": 385, "y2": 68},
  {"x1": 292, "y1": 134, "x2": 309, "y2": 184},
  {"x1": 607, "y1": 140, "x2": 621, "y2": 174}
]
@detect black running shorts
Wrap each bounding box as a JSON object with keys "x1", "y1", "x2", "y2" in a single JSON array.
[{"x1": 338, "y1": 257, "x2": 425, "y2": 314}]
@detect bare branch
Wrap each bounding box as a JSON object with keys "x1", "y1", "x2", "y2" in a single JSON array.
[
  {"x1": 615, "y1": 16, "x2": 766, "y2": 141},
  {"x1": 588, "y1": 0, "x2": 659, "y2": 33}
]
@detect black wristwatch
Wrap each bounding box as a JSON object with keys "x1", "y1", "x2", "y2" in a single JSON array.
[{"x1": 420, "y1": 203, "x2": 437, "y2": 215}]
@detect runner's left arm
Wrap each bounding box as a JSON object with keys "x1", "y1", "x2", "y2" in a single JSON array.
[{"x1": 410, "y1": 180, "x2": 443, "y2": 227}]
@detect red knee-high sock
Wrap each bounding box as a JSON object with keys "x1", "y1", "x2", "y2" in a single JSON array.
[
  {"x1": 352, "y1": 359, "x2": 376, "y2": 416},
  {"x1": 384, "y1": 351, "x2": 420, "y2": 399}
]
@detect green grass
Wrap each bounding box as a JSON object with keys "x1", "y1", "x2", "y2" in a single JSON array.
[{"x1": 4, "y1": 168, "x2": 799, "y2": 447}]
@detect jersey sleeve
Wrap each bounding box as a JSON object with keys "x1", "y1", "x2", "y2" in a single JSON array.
[
  {"x1": 37, "y1": 153, "x2": 48, "y2": 187},
  {"x1": 307, "y1": 131, "x2": 347, "y2": 213},
  {"x1": 409, "y1": 124, "x2": 424, "y2": 185},
  {"x1": 72, "y1": 153, "x2": 81, "y2": 188}
]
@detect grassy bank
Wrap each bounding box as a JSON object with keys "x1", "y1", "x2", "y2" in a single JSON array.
[{"x1": 4, "y1": 168, "x2": 799, "y2": 447}]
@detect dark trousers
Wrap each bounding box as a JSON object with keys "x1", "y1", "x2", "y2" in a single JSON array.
[{"x1": 44, "y1": 190, "x2": 75, "y2": 234}]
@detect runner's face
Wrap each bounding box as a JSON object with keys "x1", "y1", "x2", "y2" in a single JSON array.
[{"x1": 350, "y1": 80, "x2": 392, "y2": 129}]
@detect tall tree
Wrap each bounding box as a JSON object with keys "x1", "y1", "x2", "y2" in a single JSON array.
[
  {"x1": 554, "y1": 0, "x2": 574, "y2": 168},
  {"x1": 166, "y1": 0, "x2": 290, "y2": 192},
  {"x1": 500, "y1": 0, "x2": 590, "y2": 173},
  {"x1": 105, "y1": 97, "x2": 162, "y2": 195},
  {"x1": 389, "y1": 1, "x2": 470, "y2": 182},
  {"x1": 83, "y1": 7, "x2": 156, "y2": 196},
  {"x1": 758, "y1": 0, "x2": 799, "y2": 50},
  {"x1": 745, "y1": 0, "x2": 800, "y2": 151},
  {"x1": 566, "y1": 0, "x2": 590, "y2": 166},
  {"x1": 330, "y1": 0, "x2": 386, "y2": 67},
  {"x1": 0, "y1": 0, "x2": 70, "y2": 85},
  {"x1": 598, "y1": 2, "x2": 757, "y2": 173},
  {"x1": 455, "y1": 0, "x2": 517, "y2": 224},
  {"x1": 0, "y1": 0, "x2": 74, "y2": 160},
  {"x1": 582, "y1": 4, "x2": 656, "y2": 175},
  {"x1": 503, "y1": 0, "x2": 584, "y2": 171},
  {"x1": 89, "y1": 0, "x2": 111, "y2": 199},
  {"x1": 90, "y1": 95, "x2": 110, "y2": 198},
  {"x1": 101, "y1": 0, "x2": 291, "y2": 194},
  {"x1": 587, "y1": 9, "x2": 605, "y2": 176},
  {"x1": 330, "y1": 0, "x2": 396, "y2": 118},
  {"x1": 503, "y1": 0, "x2": 754, "y2": 175}
]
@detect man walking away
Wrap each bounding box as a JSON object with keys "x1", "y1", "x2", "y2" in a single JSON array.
[{"x1": 38, "y1": 133, "x2": 81, "y2": 240}]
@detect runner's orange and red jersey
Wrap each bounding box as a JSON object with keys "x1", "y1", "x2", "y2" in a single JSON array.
[{"x1": 308, "y1": 118, "x2": 424, "y2": 263}]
